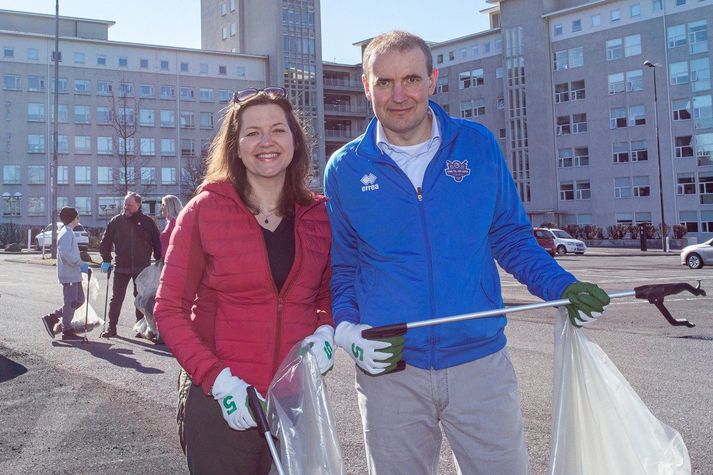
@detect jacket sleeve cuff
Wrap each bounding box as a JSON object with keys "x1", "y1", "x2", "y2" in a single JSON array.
[
  {"x1": 200, "y1": 363, "x2": 227, "y2": 396},
  {"x1": 333, "y1": 308, "x2": 359, "y2": 326}
]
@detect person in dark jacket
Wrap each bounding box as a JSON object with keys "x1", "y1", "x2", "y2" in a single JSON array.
[
  {"x1": 324, "y1": 31, "x2": 610, "y2": 474},
  {"x1": 99, "y1": 191, "x2": 161, "y2": 338},
  {"x1": 155, "y1": 87, "x2": 334, "y2": 474}
]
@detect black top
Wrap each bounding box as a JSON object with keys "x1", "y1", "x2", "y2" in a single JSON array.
[
  {"x1": 99, "y1": 210, "x2": 162, "y2": 273},
  {"x1": 261, "y1": 216, "x2": 295, "y2": 292}
]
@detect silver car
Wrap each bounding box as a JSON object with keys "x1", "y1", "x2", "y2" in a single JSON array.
[
  {"x1": 680, "y1": 238, "x2": 713, "y2": 269},
  {"x1": 35, "y1": 222, "x2": 90, "y2": 251}
]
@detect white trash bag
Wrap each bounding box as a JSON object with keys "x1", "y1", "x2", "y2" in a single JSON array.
[
  {"x1": 133, "y1": 261, "x2": 163, "y2": 339},
  {"x1": 68, "y1": 273, "x2": 104, "y2": 333},
  {"x1": 549, "y1": 308, "x2": 691, "y2": 475},
  {"x1": 266, "y1": 342, "x2": 345, "y2": 475}
]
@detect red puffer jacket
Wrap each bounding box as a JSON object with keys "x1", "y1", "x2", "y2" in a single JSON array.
[{"x1": 155, "y1": 180, "x2": 332, "y2": 396}]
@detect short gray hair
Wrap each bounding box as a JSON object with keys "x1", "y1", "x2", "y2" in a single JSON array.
[{"x1": 125, "y1": 191, "x2": 142, "y2": 205}]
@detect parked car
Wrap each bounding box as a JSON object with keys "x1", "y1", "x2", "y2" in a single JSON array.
[
  {"x1": 533, "y1": 228, "x2": 556, "y2": 257},
  {"x1": 680, "y1": 238, "x2": 713, "y2": 269},
  {"x1": 536, "y1": 228, "x2": 587, "y2": 255},
  {"x1": 35, "y1": 222, "x2": 89, "y2": 251}
]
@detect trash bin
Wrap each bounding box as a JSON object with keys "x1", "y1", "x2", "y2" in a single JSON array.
[{"x1": 639, "y1": 224, "x2": 647, "y2": 251}]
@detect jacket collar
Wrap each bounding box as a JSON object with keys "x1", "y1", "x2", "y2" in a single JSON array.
[{"x1": 355, "y1": 100, "x2": 459, "y2": 162}]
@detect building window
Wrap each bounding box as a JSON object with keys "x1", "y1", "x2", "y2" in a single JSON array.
[
  {"x1": 690, "y1": 58, "x2": 711, "y2": 92},
  {"x1": 606, "y1": 38, "x2": 623, "y2": 61},
  {"x1": 613, "y1": 142, "x2": 630, "y2": 162},
  {"x1": 179, "y1": 87, "x2": 194, "y2": 100},
  {"x1": 576, "y1": 181, "x2": 591, "y2": 200},
  {"x1": 677, "y1": 174, "x2": 696, "y2": 195},
  {"x1": 670, "y1": 61, "x2": 689, "y2": 84},
  {"x1": 555, "y1": 83, "x2": 570, "y2": 103},
  {"x1": 592, "y1": 14, "x2": 601, "y2": 27},
  {"x1": 180, "y1": 111, "x2": 195, "y2": 128},
  {"x1": 140, "y1": 58, "x2": 149, "y2": 69},
  {"x1": 611, "y1": 9, "x2": 621, "y2": 22},
  {"x1": 74, "y1": 79, "x2": 91, "y2": 94},
  {"x1": 96, "y1": 80, "x2": 112, "y2": 95},
  {"x1": 556, "y1": 116, "x2": 571, "y2": 135},
  {"x1": 75, "y1": 167, "x2": 92, "y2": 185},
  {"x1": 118, "y1": 108, "x2": 134, "y2": 126},
  {"x1": 97, "y1": 54, "x2": 107, "y2": 66},
  {"x1": 27, "y1": 134, "x2": 45, "y2": 153},
  {"x1": 96, "y1": 106, "x2": 112, "y2": 124},
  {"x1": 631, "y1": 140, "x2": 648, "y2": 161},
  {"x1": 140, "y1": 138, "x2": 156, "y2": 156},
  {"x1": 572, "y1": 113, "x2": 587, "y2": 134},
  {"x1": 558, "y1": 148, "x2": 573, "y2": 168},
  {"x1": 436, "y1": 54, "x2": 443, "y2": 64},
  {"x1": 180, "y1": 62, "x2": 189, "y2": 73},
  {"x1": 74, "y1": 105, "x2": 91, "y2": 124},
  {"x1": 27, "y1": 197, "x2": 45, "y2": 216},
  {"x1": 697, "y1": 133, "x2": 713, "y2": 167},
  {"x1": 630, "y1": 4, "x2": 641, "y2": 17},
  {"x1": 628, "y1": 105, "x2": 646, "y2": 126},
  {"x1": 676, "y1": 136, "x2": 694, "y2": 158},
  {"x1": 119, "y1": 168, "x2": 136, "y2": 186},
  {"x1": 57, "y1": 167, "x2": 68, "y2": 185},
  {"x1": 615, "y1": 177, "x2": 632, "y2": 198},
  {"x1": 230, "y1": 0, "x2": 236, "y2": 11},
  {"x1": 199, "y1": 63, "x2": 209, "y2": 74},
  {"x1": 694, "y1": 95, "x2": 713, "y2": 129},
  {"x1": 119, "y1": 137, "x2": 135, "y2": 155},
  {"x1": 161, "y1": 139, "x2": 176, "y2": 156},
  {"x1": 627, "y1": 69, "x2": 643, "y2": 92},
  {"x1": 703, "y1": 211, "x2": 713, "y2": 232},
  {"x1": 679, "y1": 210, "x2": 698, "y2": 232},
  {"x1": 160, "y1": 110, "x2": 175, "y2": 127},
  {"x1": 181, "y1": 139, "x2": 195, "y2": 157},
  {"x1": 52, "y1": 104, "x2": 69, "y2": 123},
  {"x1": 3, "y1": 47, "x2": 14, "y2": 58},
  {"x1": 27, "y1": 103, "x2": 45, "y2": 121},
  {"x1": 97, "y1": 136, "x2": 113, "y2": 155},
  {"x1": 75, "y1": 136, "x2": 91, "y2": 154},
  {"x1": 559, "y1": 182, "x2": 574, "y2": 201},
  {"x1": 572, "y1": 20, "x2": 582, "y2": 32},
  {"x1": 26, "y1": 48, "x2": 39, "y2": 60},
  {"x1": 633, "y1": 176, "x2": 650, "y2": 196},
  {"x1": 553, "y1": 24, "x2": 563, "y2": 36},
  {"x1": 652, "y1": 0, "x2": 663, "y2": 12},
  {"x1": 554, "y1": 50, "x2": 568, "y2": 70},
  {"x1": 568, "y1": 47, "x2": 584, "y2": 68},
  {"x1": 222, "y1": 27, "x2": 228, "y2": 40},
  {"x1": 26, "y1": 75, "x2": 45, "y2": 92},
  {"x1": 98, "y1": 167, "x2": 113, "y2": 185},
  {"x1": 701, "y1": 172, "x2": 713, "y2": 204},
  {"x1": 610, "y1": 108, "x2": 627, "y2": 129},
  {"x1": 676, "y1": 0, "x2": 686, "y2": 5},
  {"x1": 162, "y1": 167, "x2": 177, "y2": 184},
  {"x1": 28, "y1": 166, "x2": 45, "y2": 184},
  {"x1": 237, "y1": 66, "x2": 246, "y2": 77},
  {"x1": 230, "y1": 23, "x2": 237, "y2": 36},
  {"x1": 139, "y1": 109, "x2": 155, "y2": 126},
  {"x1": 141, "y1": 167, "x2": 157, "y2": 184},
  {"x1": 50, "y1": 78, "x2": 68, "y2": 94},
  {"x1": 218, "y1": 65, "x2": 227, "y2": 75},
  {"x1": 574, "y1": 147, "x2": 589, "y2": 166},
  {"x1": 199, "y1": 88, "x2": 214, "y2": 102},
  {"x1": 608, "y1": 73, "x2": 625, "y2": 94},
  {"x1": 160, "y1": 85, "x2": 175, "y2": 99},
  {"x1": 221, "y1": 2, "x2": 228, "y2": 15},
  {"x1": 689, "y1": 20, "x2": 709, "y2": 54},
  {"x1": 218, "y1": 89, "x2": 231, "y2": 102},
  {"x1": 118, "y1": 82, "x2": 134, "y2": 97},
  {"x1": 3, "y1": 74, "x2": 21, "y2": 90},
  {"x1": 118, "y1": 57, "x2": 128, "y2": 67},
  {"x1": 140, "y1": 84, "x2": 154, "y2": 97},
  {"x1": 160, "y1": 60, "x2": 169, "y2": 71},
  {"x1": 668, "y1": 24, "x2": 687, "y2": 48},
  {"x1": 673, "y1": 99, "x2": 692, "y2": 120},
  {"x1": 624, "y1": 35, "x2": 642, "y2": 57},
  {"x1": 3, "y1": 165, "x2": 21, "y2": 184},
  {"x1": 200, "y1": 111, "x2": 214, "y2": 129}
]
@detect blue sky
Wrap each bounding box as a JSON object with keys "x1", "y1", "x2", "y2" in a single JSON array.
[{"x1": 2, "y1": 0, "x2": 491, "y2": 64}]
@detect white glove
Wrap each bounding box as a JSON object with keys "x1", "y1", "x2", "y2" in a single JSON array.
[
  {"x1": 303, "y1": 325, "x2": 336, "y2": 374},
  {"x1": 211, "y1": 368, "x2": 264, "y2": 431},
  {"x1": 334, "y1": 321, "x2": 403, "y2": 375}
]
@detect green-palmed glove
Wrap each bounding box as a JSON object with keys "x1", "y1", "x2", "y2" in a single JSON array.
[
  {"x1": 303, "y1": 324, "x2": 336, "y2": 375},
  {"x1": 334, "y1": 321, "x2": 404, "y2": 375},
  {"x1": 211, "y1": 368, "x2": 266, "y2": 431},
  {"x1": 561, "y1": 281, "x2": 611, "y2": 328}
]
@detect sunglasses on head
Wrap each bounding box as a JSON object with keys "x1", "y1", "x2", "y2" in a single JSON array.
[{"x1": 232, "y1": 87, "x2": 287, "y2": 103}]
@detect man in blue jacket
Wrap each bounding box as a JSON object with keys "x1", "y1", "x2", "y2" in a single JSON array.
[{"x1": 324, "y1": 31, "x2": 610, "y2": 474}]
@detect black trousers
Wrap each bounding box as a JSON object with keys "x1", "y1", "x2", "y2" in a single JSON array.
[
  {"x1": 107, "y1": 270, "x2": 143, "y2": 327},
  {"x1": 184, "y1": 384, "x2": 273, "y2": 474}
]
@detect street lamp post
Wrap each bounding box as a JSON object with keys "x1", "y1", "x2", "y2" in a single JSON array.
[{"x1": 644, "y1": 60, "x2": 667, "y2": 252}]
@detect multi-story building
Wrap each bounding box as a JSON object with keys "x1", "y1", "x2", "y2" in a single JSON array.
[
  {"x1": 432, "y1": 0, "x2": 713, "y2": 242},
  {"x1": 0, "y1": 8, "x2": 266, "y2": 229},
  {"x1": 200, "y1": 0, "x2": 327, "y2": 186}
]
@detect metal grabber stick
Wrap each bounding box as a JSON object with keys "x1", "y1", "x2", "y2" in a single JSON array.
[
  {"x1": 247, "y1": 386, "x2": 286, "y2": 475},
  {"x1": 82, "y1": 268, "x2": 93, "y2": 343},
  {"x1": 362, "y1": 281, "x2": 707, "y2": 373},
  {"x1": 101, "y1": 266, "x2": 112, "y2": 334}
]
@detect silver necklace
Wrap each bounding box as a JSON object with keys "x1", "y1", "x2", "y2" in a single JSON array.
[{"x1": 258, "y1": 208, "x2": 278, "y2": 224}]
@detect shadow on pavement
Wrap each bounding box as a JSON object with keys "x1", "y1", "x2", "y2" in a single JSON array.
[
  {"x1": 0, "y1": 354, "x2": 28, "y2": 383},
  {"x1": 51, "y1": 339, "x2": 165, "y2": 374}
]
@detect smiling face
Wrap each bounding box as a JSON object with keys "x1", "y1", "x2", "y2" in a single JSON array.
[
  {"x1": 363, "y1": 46, "x2": 438, "y2": 146},
  {"x1": 237, "y1": 104, "x2": 295, "y2": 186}
]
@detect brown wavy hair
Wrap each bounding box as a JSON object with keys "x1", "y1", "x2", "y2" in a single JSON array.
[{"x1": 200, "y1": 91, "x2": 313, "y2": 217}]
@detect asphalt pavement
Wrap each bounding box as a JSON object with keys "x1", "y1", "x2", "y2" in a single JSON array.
[{"x1": 0, "y1": 248, "x2": 711, "y2": 474}]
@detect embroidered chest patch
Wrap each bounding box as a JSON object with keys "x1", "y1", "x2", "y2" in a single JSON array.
[{"x1": 444, "y1": 160, "x2": 471, "y2": 182}]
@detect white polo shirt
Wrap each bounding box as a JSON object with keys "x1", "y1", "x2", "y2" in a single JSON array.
[{"x1": 376, "y1": 108, "x2": 442, "y2": 191}]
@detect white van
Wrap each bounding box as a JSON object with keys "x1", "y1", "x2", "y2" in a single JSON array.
[{"x1": 540, "y1": 228, "x2": 587, "y2": 255}]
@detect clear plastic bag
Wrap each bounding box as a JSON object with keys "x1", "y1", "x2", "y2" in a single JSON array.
[
  {"x1": 267, "y1": 342, "x2": 345, "y2": 475},
  {"x1": 134, "y1": 261, "x2": 162, "y2": 339},
  {"x1": 549, "y1": 308, "x2": 691, "y2": 475},
  {"x1": 68, "y1": 273, "x2": 104, "y2": 333}
]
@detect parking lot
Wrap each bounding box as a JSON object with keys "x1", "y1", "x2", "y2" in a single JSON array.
[{"x1": 0, "y1": 248, "x2": 711, "y2": 474}]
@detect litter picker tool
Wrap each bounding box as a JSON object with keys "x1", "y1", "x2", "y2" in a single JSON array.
[
  {"x1": 362, "y1": 281, "x2": 706, "y2": 373},
  {"x1": 101, "y1": 266, "x2": 112, "y2": 335},
  {"x1": 247, "y1": 386, "x2": 286, "y2": 475},
  {"x1": 81, "y1": 268, "x2": 92, "y2": 343}
]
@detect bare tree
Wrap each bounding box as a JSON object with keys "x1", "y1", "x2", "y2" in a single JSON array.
[
  {"x1": 180, "y1": 151, "x2": 208, "y2": 201},
  {"x1": 108, "y1": 81, "x2": 154, "y2": 196}
]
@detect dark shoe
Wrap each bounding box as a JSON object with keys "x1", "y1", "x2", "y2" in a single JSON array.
[
  {"x1": 151, "y1": 336, "x2": 164, "y2": 345},
  {"x1": 100, "y1": 326, "x2": 117, "y2": 338},
  {"x1": 135, "y1": 332, "x2": 144, "y2": 339},
  {"x1": 61, "y1": 331, "x2": 84, "y2": 341},
  {"x1": 41, "y1": 313, "x2": 60, "y2": 339}
]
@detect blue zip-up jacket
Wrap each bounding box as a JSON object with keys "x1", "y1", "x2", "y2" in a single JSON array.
[{"x1": 324, "y1": 101, "x2": 577, "y2": 370}]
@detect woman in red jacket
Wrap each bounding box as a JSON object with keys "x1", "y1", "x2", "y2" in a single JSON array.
[
  {"x1": 158, "y1": 194, "x2": 183, "y2": 257},
  {"x1": 155, "y1": 87, "x2": 334, "y2": 474}
]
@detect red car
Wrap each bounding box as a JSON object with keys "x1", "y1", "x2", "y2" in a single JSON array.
[{"x1": 533, "y1": 228, "x2": 556, "y2": 257}]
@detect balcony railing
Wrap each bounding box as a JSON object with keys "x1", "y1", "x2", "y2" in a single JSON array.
[
  {"x1": 324, "y1": 104, "x2": 369, "y2": 114},
  {"x1": 325, "y1": 129, "x2": 355, "y2": 138},
  {"x1": 323, "y1": 78, "x2": 362, "y2": 88}
]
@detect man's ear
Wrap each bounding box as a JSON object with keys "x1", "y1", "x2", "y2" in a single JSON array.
[
  {"x1": 428, "y1": 68, "x2": 439, "y2": 96},
  {"x1": 362, "y1": 74, "x2": 372, "y2": 102}
]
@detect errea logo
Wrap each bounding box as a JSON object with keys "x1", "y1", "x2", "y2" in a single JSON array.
[{"x1": 360, "y1": 173, "x2": 379, "y2": 192}]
